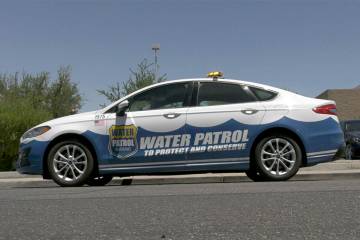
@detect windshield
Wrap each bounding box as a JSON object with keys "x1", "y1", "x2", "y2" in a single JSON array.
[{"x1": 347, "y1": 122, "x2": 360, "y2": 131}]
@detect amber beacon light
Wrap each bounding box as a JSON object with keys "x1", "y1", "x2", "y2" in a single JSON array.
[{"x1": 207, "y1": 71, "x2": 223, "y2": 80}]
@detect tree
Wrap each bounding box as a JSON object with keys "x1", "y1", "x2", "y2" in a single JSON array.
[
  {"x1": 0, "y1": 66, "x2": 83, "y2": 170},
  {"x1": 48, "y1": 66, "x2": 82, "y2": 118},
  {"x1": 0, "y1": 67, "x2": 82, "y2": 117},
  {"x1": 20, "y1": 72, "x2": 50, "y2": 109},
  {"x1": 0, "y1": 71, "x2": 51, "y2": 111},
  {"x1": 98, "y1": 59, "x2": 166, "y2": 103},
  {"x1": 0, "y1": 98, "x2": 51, "y2": 170}
]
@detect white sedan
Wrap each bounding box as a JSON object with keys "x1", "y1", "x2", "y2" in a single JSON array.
[{"x1": 17, "y1": 73, "x2": 344, "y2": 186}]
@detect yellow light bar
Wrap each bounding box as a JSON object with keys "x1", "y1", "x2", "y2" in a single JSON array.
[{"x1": 207, "y1": 71, "x2": 223, "y2": 78}]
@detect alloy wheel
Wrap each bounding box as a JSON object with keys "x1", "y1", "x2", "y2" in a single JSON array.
[
  {"x1": 260, "y1": 138, "x2": 296, "y2": 176},
  {"x1": 53, "y1": 144, "x2": 88, "y2": 182}
]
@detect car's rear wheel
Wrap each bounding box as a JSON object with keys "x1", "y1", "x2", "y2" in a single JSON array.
[
  {"x1": 345, "y1": 144, "x2": 353, "y2": 160},
  {"x1": 86, "y1": 175, "x2": 113, "y2": 186},
  {"x1": 47, "y1": 140, "x2": 94, "y2": 187},
  {"x1": 254, "y1": 134, "x2": 302, "y2": 181}
]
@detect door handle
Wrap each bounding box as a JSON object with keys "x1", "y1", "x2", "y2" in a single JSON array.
[
  {"x1": 241, "y1": 109, "x2": 259, "y2": 115},
  {"x1": 163, "y1": 113, "x2": 181, "y2": 119}
]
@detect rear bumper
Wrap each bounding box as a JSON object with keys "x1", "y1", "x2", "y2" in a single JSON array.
[
  {"x1": 299, "y1": 117, "x2": 344, "y2": 166},
  {"x1": 306, "y1": 148, "x2": 342, "y2": 166}
]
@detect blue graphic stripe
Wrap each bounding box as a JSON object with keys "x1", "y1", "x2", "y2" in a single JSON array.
[
  {"x1": 100, "y1": 160, "x2": 248, "y2": 172},
  {"x1": 307, "y1": 153, "x2": 336, "y2": 159},
  {"x1": 307, "y1": 149, "x2": 338, "y2": 159},
  {"x1": 100, "y1": 157, "x2": 249, "y2": 169}
]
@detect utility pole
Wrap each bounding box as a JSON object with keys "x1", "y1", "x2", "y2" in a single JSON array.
[{"x1": 152, "y1": 43, "x2": 160, "y2": 81}]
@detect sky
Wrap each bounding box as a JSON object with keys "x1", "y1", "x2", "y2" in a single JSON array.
[{"x1": 1, "y1": 0, "x2": 360, "y2": 112}]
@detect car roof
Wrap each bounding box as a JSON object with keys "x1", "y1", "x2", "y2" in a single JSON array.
[{"x1": 153, "y1": 78, "x2": 281, "y2": 91}]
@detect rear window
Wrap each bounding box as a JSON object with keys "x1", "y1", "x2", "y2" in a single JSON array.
[{"x1": 249, "y1": 87, "x2": 277, "y2": 101}]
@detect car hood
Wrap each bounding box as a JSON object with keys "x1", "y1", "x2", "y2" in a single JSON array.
[{"x1": 38, "y1": 110, "x2": 98, "y2": 128}]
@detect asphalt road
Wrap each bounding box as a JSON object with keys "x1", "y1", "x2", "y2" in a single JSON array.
[{"x1": 0, "y1": 180, "x2": 359, "y2": 240}]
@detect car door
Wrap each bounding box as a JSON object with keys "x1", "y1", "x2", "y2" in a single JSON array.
[
  {"x1": 185, "y1": 81, "x2": 265, "y2": 166},
  {"x1": 103, "y1": 81, "x2": 193, "y2": 167}
]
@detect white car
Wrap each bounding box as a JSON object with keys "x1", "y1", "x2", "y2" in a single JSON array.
[{"x1": 17, "y1": 74, "x2": 344, "y2": 186}]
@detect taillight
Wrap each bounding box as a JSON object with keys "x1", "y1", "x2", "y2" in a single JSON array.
[{"x1": 312, "y1": 104, "x2": 337, "y2": 115}]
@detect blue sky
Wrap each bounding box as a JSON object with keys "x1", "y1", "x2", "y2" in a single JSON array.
[{"x1": 1, "y1": 0, "x2": 360, "y2": 111}]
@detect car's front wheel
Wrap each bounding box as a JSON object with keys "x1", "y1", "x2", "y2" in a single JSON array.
[
  {"x1": 254, "y1": 134, "x2": 302, "y2": 181},
  {"x1": 47, "y1": 140, "x2": 94, "y2": 187}
]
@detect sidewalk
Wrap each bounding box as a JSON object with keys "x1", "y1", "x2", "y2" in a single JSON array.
[{"x1": 1, "y1": 159, "x2": 359, "y2": 184}]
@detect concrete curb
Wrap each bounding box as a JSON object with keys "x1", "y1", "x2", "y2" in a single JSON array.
[
  {"x1": 1, "y1": 170, "x2": 359, "y2": 185},
  {"x1": 1, "y1": 160, "x2": 359, "y2": 185},
  {"x1": 116, "y1": 170, "x2": 360, "y2": 185}
]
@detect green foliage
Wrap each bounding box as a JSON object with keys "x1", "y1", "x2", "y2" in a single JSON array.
[
  {"x1": 98, "y1": 59, "x2": 166, "y2": 104},
  {"x1": 0, "y1": 72, "x2": 50, "y2": 108},
  {"x1": 0, "y1": 66, "x2": 82, "y2": 117},
  {"x1": 0, "y1": 66, "x2": 82, "y2": 171},
  {"x1": 49, "y1": 66, "x2": 82, "y2": 118},
  {"x1": 0, "y1": 99, "x2": 51, "y2": 170}
]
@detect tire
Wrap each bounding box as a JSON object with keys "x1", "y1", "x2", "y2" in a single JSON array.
[
  {"x1": 254, "y1": 134, "x2": 302, "y2": 181},
  {"x1": 245, "y1": 158, "x2": 264, "y2": 182},
  {"x1": 86, "y1": 175, "x2": 113, "y2": 186},
  {"x1": 47, "y1": 139, "x2": 94, "y2": 187},
  {"x1": 245, "y1": 169, "x2": 264, "y2": 182},
  {"x1": 345, "y1": 144, "x2": 353, "y2": 160}
]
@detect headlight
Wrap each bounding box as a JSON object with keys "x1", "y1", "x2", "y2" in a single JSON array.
[
  {"x1": 22, "y1": 126, "x2": 51, "y2": 140},
  {"x1": 353, "y1": 137, "x2": 360, "y2": 143}
]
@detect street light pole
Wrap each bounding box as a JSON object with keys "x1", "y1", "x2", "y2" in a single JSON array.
[{"x1": 152, "y1": 44, "x2": 160, "y2": 81}]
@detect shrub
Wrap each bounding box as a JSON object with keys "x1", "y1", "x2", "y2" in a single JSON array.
[
  {"x1": 0, "y1": 98, "x2": 51, "y2": 171},
  {"x1": 0, "y1": 67, "x2": 82, "y2": 171}
]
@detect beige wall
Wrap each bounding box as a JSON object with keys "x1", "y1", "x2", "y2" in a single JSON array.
[{"x1": 317, "y1": 89, "x2": 360, "y2": 121}]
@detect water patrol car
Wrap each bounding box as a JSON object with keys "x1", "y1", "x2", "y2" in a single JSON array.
[{"x1": 17, "y1": 72, "x2": 344, "y2": 186}]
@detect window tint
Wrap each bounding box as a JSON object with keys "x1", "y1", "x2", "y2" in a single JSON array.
[
  {"x1": 105, "y1": 105, "x2": 118, "y2": 113},
  {"x1": 197, "y1": 82, "x2": 255, "y2": 107},
  {"x1": 128, "y1": 83, "x2": 190, "y2": 111},
  {"x1": 346, "y1": 122, "x2": 360, "y2": 131},
  {"x1": 249, "y1": 87, "x2": 277, "y2": 101}
]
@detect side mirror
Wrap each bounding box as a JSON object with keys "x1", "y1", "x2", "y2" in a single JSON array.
[{"x1": 116, "y1": 100, "x2": 129, "y2": 116}]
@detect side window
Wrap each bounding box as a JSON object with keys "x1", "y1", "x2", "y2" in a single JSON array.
[
  {"x1": 106, "y1": 105, "x2": 118, "y2": 113},
  {"x1": 128, "y1": 82, "x2": 191, "y2": 112},
  {"x1": 249, "y1": 86, "x2": 277, "y2": 101},
  {"x1": 197, "y1": 82, "x2": 255, "y2": 107}
]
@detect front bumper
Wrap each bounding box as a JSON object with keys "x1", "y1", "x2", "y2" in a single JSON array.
[{"x1": 16, "y1": 140, "x2": 49, "y2": 175}]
